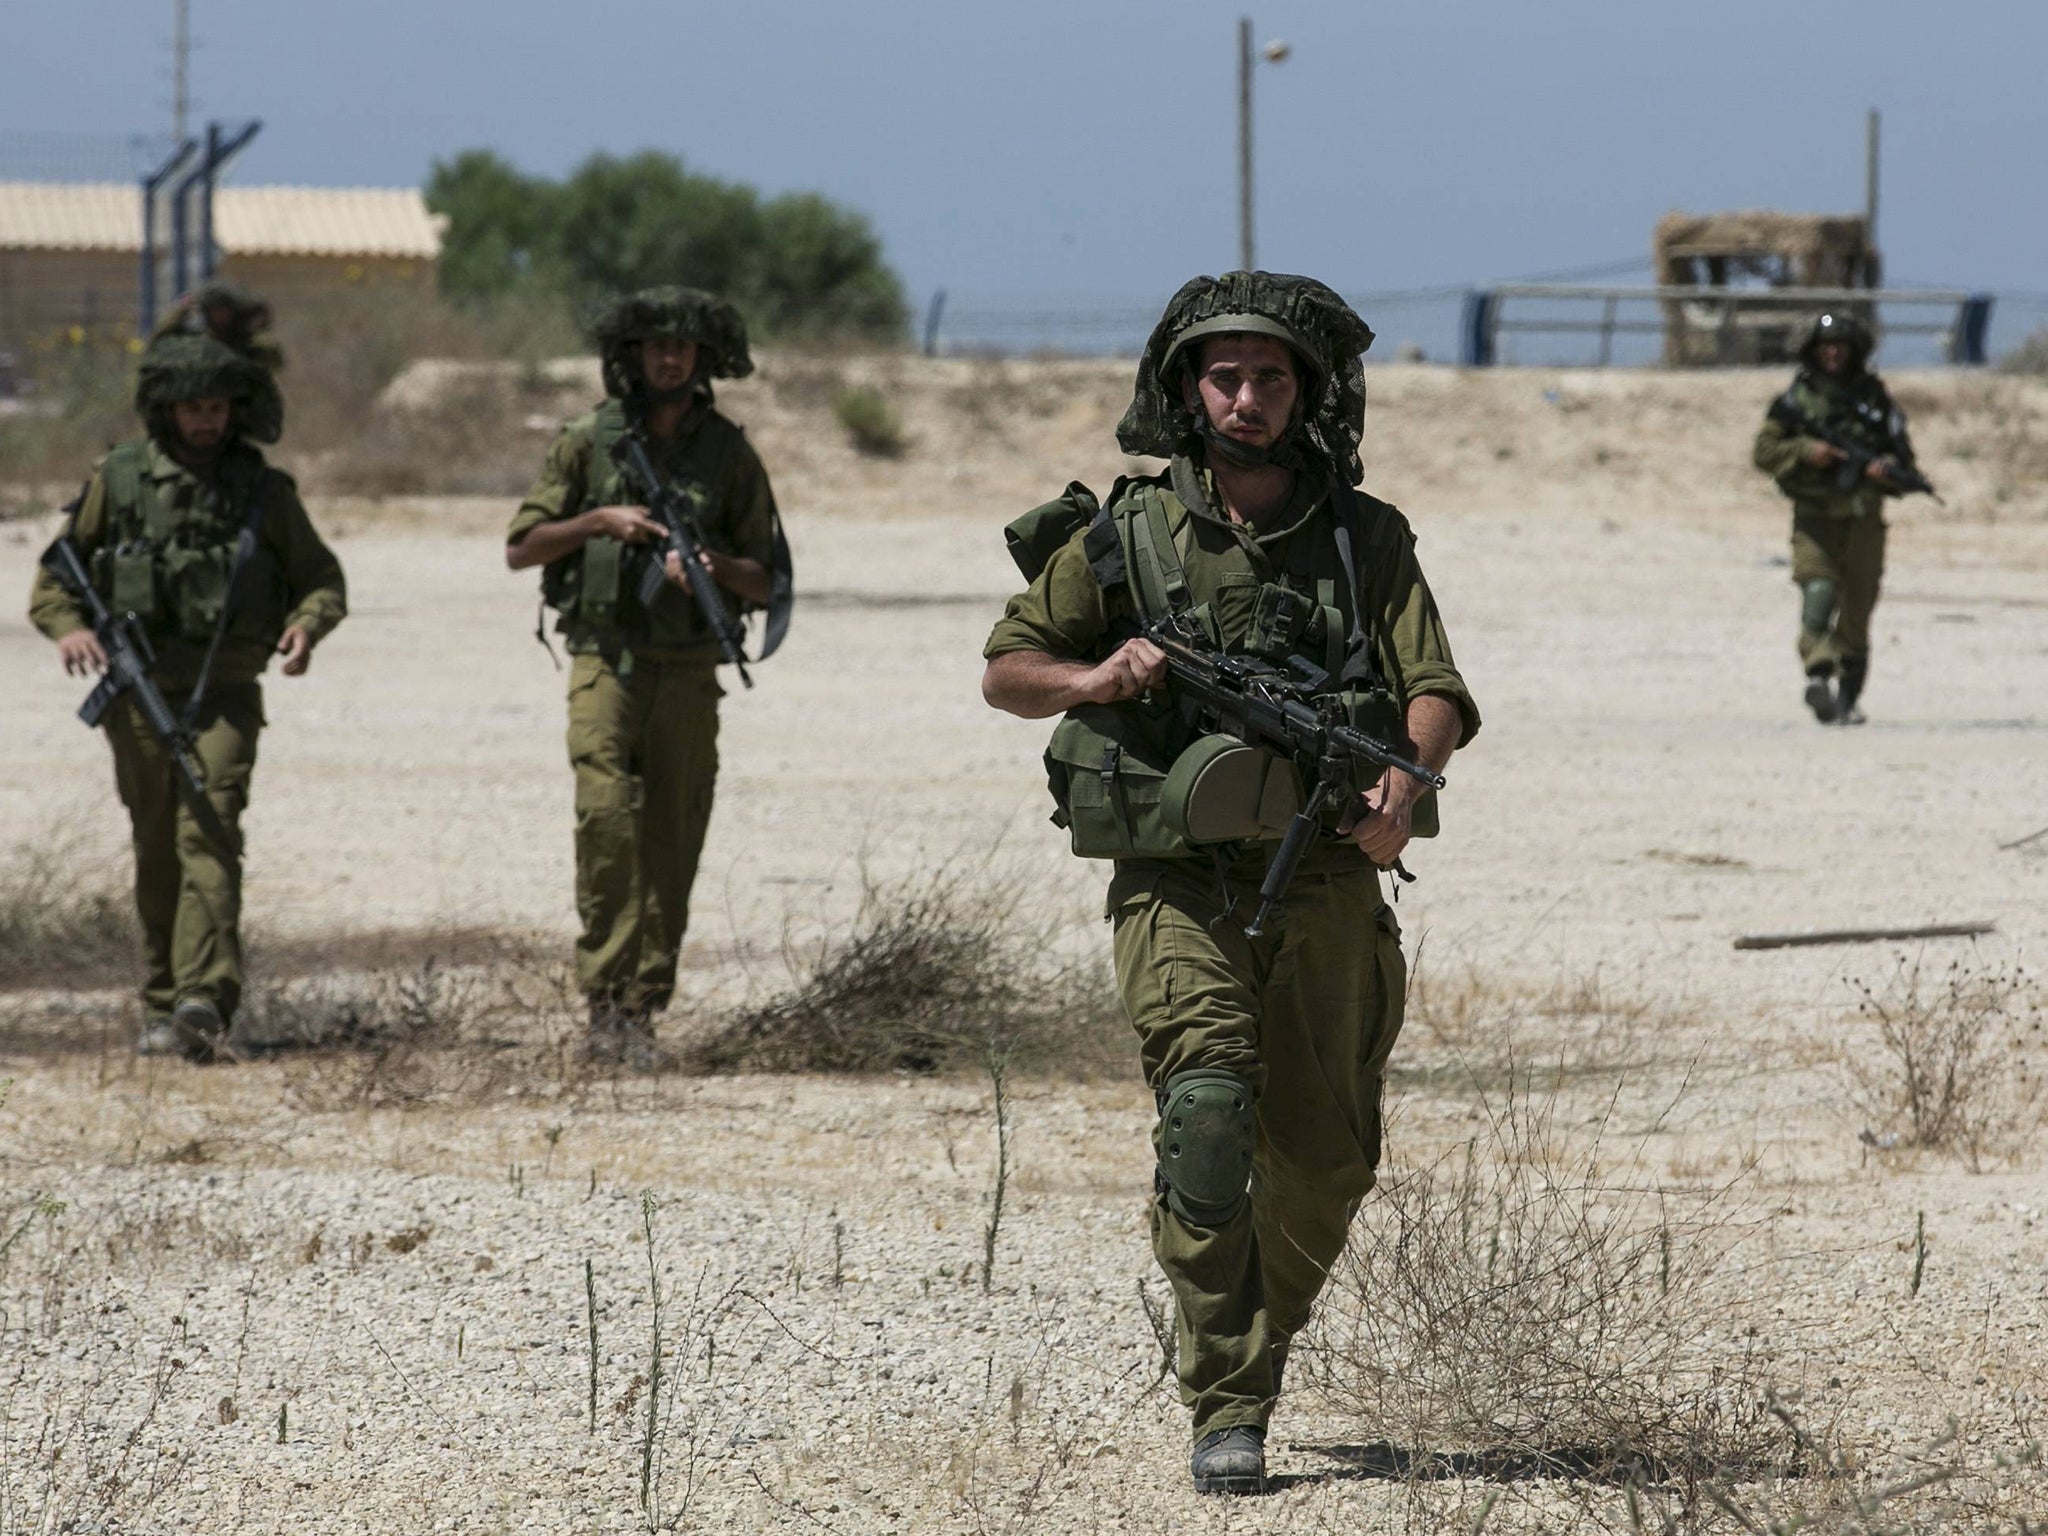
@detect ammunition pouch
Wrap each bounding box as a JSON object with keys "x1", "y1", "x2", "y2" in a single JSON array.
[{"x1": 1043, "y1": 701, "x2": 1196, "y2": 860}]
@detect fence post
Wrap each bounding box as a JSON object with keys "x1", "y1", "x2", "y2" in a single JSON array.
[{"x1": 922, "y1": 288, "x2": 947, "y2": 358}]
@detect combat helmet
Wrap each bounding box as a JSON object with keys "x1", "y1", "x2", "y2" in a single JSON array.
[
  {"x1": 591, "y1": 286, "x2": 754, "y2": 400},
  {"x1": 1118, "y1": 271, "x2": 1375, "y2": 484},
  {"x1": 191, "y1": 281, "x2": 274, "y2": 351},
  {"x1": 1798, "y1": 309, "x2": 1874, "y2": 371},
  {"x1": 134, "y1": 332, "x2": 281, "y2": 446}
]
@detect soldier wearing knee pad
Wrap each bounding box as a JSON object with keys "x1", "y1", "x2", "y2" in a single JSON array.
[
  {"x1": 1753, "y1": 311, "x2": 1922, "y2": 725},
  {"x1": 506, "y1": 288, "x2": 787, "y2": 1065},
  {"x1": 27, "y1": 334, "x2": 346, "y2": 1059},
  {"x1": 982, "y1": 273, "x2": 1480, "y2": 1494}
]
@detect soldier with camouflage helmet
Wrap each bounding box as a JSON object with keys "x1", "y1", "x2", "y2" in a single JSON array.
[
  {"x1": 27, "y1": 332, "x2": 347, "y2": 1060},
  {"x1": 150, "y1": 280, "x2": 286, "y2": 446},
  {"x1": 1753, "y1": 310, "x2": 1924, "y2": 724},
  {"x1": 982, "y1": 272, "x2": 1479, "y2": 1494},
  {"x1": 506, "y1": 286, "x2": 787, "y2": 1064}
]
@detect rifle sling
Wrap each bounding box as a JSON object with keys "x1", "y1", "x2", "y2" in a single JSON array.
[{"x1": 181, "y1": 472, "x2": 268, "y2": 731}]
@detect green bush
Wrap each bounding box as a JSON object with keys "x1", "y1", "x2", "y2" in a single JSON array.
[
  {"x1": 426, "y1": 148, "x2": 907, "y2": 344},
  {"x1": 832, "y1": 386, "x2": 907, "y2": 457}
]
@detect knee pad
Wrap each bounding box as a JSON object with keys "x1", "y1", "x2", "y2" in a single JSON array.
[
  {"x1": 1800, "y1": 578, "x2": 1839, "y2": 636},
  {"x1": 1156, "y1": 1069, "x2": 1256, "y2": 1226}
]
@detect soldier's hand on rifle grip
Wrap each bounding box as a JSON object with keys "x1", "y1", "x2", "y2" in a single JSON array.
[
  {"x1": 1343, "y1": 769, "x2": 1417, "y2": 866},
  {"x1": 57, "y1": 631, "x2": 108, "y2": 677},
  {"x1": 1864, "y1": 459, "x2": 1897, "y2": 486},
  {"x1": 1804, "y1": 441, "x2": 1847, "y2": 469},
  {"x1": 1081, "y1": 637, "x2": 1168, "y2": 704}
]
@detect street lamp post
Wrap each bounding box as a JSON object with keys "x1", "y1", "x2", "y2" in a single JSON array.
[{"x1": 1237, "y1": 18, "x2": 1289, "y2": 273}]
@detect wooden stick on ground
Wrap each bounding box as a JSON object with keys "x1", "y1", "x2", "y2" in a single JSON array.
[
  {"x1": 1734, "y1": 921, "x2": 1996, "y2": 952},
  {"x1": 1998, "y1": 825, "x2": 2048, "y2": 852}
]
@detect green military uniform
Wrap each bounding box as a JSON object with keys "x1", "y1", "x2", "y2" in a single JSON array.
[
  {"x1": 984, "y1": 274, "x2": 1478, "y2": 1483},
  {"x1": 1752, "y1": 311, "x2": 1920, "y2": 722},
  {"x1": 508, "y1": 288, "x2": 780, "y2": 1028},
  {"x1": 27, "y1": 336, "x2": 346, "y2": 1044}
]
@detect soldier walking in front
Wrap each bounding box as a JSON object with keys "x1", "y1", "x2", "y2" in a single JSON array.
[
  {"x1": 506, "y1": 288, "x2": 788, "y2": 1063},
  {"x1": 1753, "y1": 310, "x2": 1929, "y2": 724},
  {"x1": 981, "y1": 274, "x2": 1479, "y2": 1493},
  {"x1": 27, "y1": 334, "x2": 347, "y2": 1059}
]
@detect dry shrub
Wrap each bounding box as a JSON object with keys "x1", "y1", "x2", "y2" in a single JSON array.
[
  {"x1": 0, "y1": 832, "x2": 136, "y2": 992},
  {"x1": 680, "y1": 865, "x2": 1121, "y2": 1077},
  {"x1": 1844, "y1": 953, "x2": 2044, "y2": 1169},
  {"x1": 832, "y1": 385, "x2": 908, "y2": 458},
  {"x1": 1298, "y1": 1066, "x2": 1786, "y2": 1503},
  {"x1": 245, "y1": 942, "x2": 582, "y2": 1108}
]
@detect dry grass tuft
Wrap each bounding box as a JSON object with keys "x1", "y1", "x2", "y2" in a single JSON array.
[
  {"x1": 832, "y1": 385, "x2": 909, "y2": 458},
  {"x1": 0, "y1": 832, "x2": 136, "y2": 993},
  {"x1": 1299, "y1": 1063, "x2": 1787, "y2": 1506},
  {"x1": 1843, "y1": 952, "x2": 2044, "y2": 1169},
  {"x1": 679, "y1": 864, "x2": 1121, "y2": 1077}
]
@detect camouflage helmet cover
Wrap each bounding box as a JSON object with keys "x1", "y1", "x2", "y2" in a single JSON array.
[
  {"x1": 591, "y1": 286, "x2": 754, "y2": 399},
  {"x1": 1118, "y1": 271, "x2": 1376, "y2": 484},
  {"x1": 134, "y1": 333, "x2": 280, "y2": 445},
  {"x1": 1799, "y1": 309, "x2": 1874, "y2": 369}
]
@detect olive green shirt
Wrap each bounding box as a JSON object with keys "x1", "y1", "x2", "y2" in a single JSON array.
[
  {"x1": 509, "y1": 400, "x2": 778, "y2": 660},
  {"x1": 985, "y1": 462, "x2": 1479, "y2": 885},
  {"x1": 28, "y1": 436, "x2": 347, "y2": 689},
  {"x1": 985, "y1": 465, "x2": 1480, "y2": 746},
  {"x1": 1752, "y1": 369, "x2": 1909, "y2": 521}
]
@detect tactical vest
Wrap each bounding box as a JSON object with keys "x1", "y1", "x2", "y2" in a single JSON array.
[
  {"x1": 540, "y1": 400, "x2": 736, "y2": 652},
  {"x1": 88, "y1": 440, "x2": 281, "y2": 648},
  {"x1": 1766, "y1": 372, "x2": 1899, "y2": 514},
  {"x1": 1007, "y1": 470, "x2": 1436, "y2": 861}
]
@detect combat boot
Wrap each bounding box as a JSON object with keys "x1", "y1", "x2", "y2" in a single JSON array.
[
  {"x1": 582, "y1": 1001, "x2": 662, "y2": 1070},
  {"x1": 1191, "y1": 1424, "x2": 1266, "y2": 1495},
  {"x1": 1837, "y1": 656, "x2": 1869, "y2": 725},
  {"x1": 135, "y1": 1013, "x2": 182, "y2": 1057},
  {"x1": 1803, "y1": 669, "x2": 1838, "y2": 725},
  {"x1": 171, "y1": 996, "x2": 234, "y2": 1063}
]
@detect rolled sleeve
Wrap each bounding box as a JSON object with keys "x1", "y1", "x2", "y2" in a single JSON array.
[
  {"x1": 982, "y1": 531, "x2": 1112, "y2": 661},
  {"x1": 27, "y1": 473, "x2": 106, "y2": 642},
  {"x1": 508, "y1": 426, "x2": 589, "y2": 547},
  {"x1": 1370, "y1": 511, "x2": 1481, "y2": 748}
]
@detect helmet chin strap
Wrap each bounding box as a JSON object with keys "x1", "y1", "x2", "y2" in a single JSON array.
[{"x1": 1189, "y1": 400, "x2": 1307, "y2": 472}]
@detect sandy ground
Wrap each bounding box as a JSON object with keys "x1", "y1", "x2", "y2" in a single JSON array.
[{"x1": 2, "y1": 361, "x2": 2046, "y2": 1532}]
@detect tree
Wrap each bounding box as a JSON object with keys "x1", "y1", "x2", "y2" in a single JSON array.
[
  {"x1": 424, "y1": 150, "x2": 561, "y2": 298},
  {"x1": 424, "y1": 148, "x2": 906, "y2": 343}
]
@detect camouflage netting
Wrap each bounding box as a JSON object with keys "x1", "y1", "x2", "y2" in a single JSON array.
[
  {"x1": 134, "y1": 333, "x2": 281, "y2": 445},
  {"x1": 1654, "y1": 210, "x2": 1879, "y2": 288},
  {"x1": 1117, "y1": 271, "x2": 1375, "y2": 485},
  {"x1": 591, "y1": 286, "x2": 754, "y2": 399}
]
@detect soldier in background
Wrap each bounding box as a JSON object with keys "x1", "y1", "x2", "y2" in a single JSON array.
[
  {"x1": 27, "y1": 334, "x2": 347, "y2": 1059},
  {"x1": 505, "y1": 288, "x2": 782, "y2": 1065},
  {"x1": 1752, "y1": 311, "x2": 1924, "y2": 724}
]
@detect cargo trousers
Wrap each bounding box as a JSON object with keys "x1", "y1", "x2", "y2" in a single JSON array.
[
  {"x1": 1791, "y1": 508, "x2": 1886, "y2": 674},
  {"x1": 105, "y1": 682, "x2": 263, "y2": 1023},
  {"x1": 565, "y1": 651, "x2": 722, "y2": 1014},
  {"x1": 1109, "y1": 856, "x2": 1405, "y2": 1441}
]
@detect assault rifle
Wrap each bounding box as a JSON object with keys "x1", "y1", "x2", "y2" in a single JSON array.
[
  {"x1": 609, "y1": 430, "x2": 754, "y2": 688},
  {"x1": 1144, "y1": 616, "x2": 1446, "y2": 938},
  {"x1": 1779, "y1": 404, "x2": 1943, "y2": 504},
  {"x1": 40, "y1": 536, "x2": 238, "y2": 854}
]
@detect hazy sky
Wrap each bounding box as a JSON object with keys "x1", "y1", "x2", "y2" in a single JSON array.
[{"x1": 8, "y1": 0, "x2": 2045, "y2": 347}]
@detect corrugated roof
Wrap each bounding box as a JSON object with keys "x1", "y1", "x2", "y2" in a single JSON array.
[{"x1": 0, "y1": 181, "x2": 444, "y2": 259}]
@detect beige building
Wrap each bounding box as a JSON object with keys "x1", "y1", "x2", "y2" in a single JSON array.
[{"x1": 0, "y1": 181, "x2": 444, "y2": 352}]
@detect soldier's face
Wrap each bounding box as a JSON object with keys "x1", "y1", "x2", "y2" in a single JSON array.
[
  {"x1": 1815, "y1": 339, "x2": 1850, "y2": 375},
  {"x1": 171, "y1": 396, "x2": 232, "y2": 449},
  {"x1": 636, "y1": 337, "x2": 700, "y2": 393},
  {"x1": 1188, "y1": 336, "x2": 1300, "y2": 451}
]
